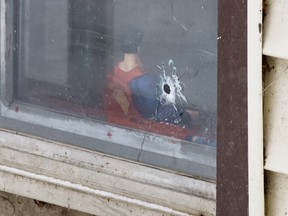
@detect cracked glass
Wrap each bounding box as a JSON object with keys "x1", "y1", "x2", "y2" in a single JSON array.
[{"x1": 13, "y1": 0, "x2": 217, "y2": 178}]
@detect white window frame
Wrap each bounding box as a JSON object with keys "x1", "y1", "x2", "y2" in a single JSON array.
[{"x1": 248, "y1": 0, "x2": 265, "y2": 215}]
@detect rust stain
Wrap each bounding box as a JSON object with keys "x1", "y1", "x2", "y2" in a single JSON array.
[{"x1": 107, "y1": 132, "x2": 112, "y2": 138}]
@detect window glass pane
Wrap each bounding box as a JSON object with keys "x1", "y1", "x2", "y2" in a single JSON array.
[{"x1": 14, "y1": 0, "x2": 217, "y2": 178}]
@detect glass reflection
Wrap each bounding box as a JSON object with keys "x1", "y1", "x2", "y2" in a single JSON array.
[{"x1": 17, "y1": 0, "x2": 217, "y2": 147}]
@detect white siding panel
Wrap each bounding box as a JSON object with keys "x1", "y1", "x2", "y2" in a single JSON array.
[
  {"x1": 264, "y1": 57, "x2": 288, "y2": 174},
  {"x1": 263, "y1": 0, "x2": 288, "y2": 59},
  {"x1": 265, "y1": 171, "x2": 288, "y2": 216}
]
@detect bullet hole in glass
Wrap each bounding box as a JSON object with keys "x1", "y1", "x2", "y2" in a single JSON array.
[{"x1": 163, "y1": 84, "x2": 171, "y2": 94}]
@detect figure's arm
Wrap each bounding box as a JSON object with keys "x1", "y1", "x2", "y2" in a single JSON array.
[{"x1": 112, "y1": 89, "x2": 130, "y2": 115}]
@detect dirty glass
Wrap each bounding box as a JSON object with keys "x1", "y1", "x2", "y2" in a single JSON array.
[{"x1": 14, "y1": 0, "x2": 217, "y2": 177}]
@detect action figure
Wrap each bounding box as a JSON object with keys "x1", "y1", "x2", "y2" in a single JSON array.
[
  {"x1": 103, "y1": 29, "x2": 215, "y2": 146},
  {"x1": 104, "y1": 29, "x2": 145, "y2": 124}
]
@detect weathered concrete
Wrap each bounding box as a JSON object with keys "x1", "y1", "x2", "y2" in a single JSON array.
[{"x1": 0, "y1": 191, "x2": 95, "y2": 216}]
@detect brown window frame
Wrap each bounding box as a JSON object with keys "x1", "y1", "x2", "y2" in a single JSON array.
[{"x1": 217, "y1": 0, "x2": 250, "y2": 215}]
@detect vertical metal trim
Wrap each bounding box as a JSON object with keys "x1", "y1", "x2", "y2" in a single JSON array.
[{"x1": 217, "y1": 0, "x2": 248, "y2": 215}]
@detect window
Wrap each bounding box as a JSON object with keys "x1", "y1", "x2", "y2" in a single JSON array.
[
  {"x1": 1, "y1": 0, "x2": 217, "y2": 180},
  {"x1": 0, "y1": 0, "x2": 261, "y2": 215}
]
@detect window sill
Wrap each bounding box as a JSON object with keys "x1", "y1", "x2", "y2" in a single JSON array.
[
  {"x1": 0, "y1": 101, "x2": 216, "y2": 180},
  {"x1": 0, "y1": 129, "x2": 215, "y2": 216}
]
